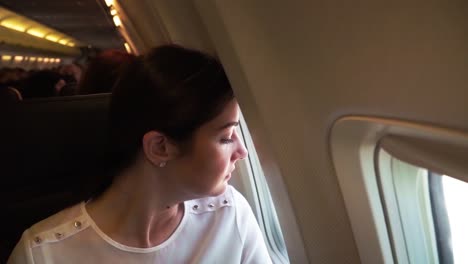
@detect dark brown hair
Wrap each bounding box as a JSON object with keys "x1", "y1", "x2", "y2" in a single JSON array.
[{"x1": 108, "y1": 44, "x2": 234, "y2": 173}]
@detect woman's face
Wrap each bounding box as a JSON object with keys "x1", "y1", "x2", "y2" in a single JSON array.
[{"x1": 172, "y1": 99, "x2": 248, "y2": 197}]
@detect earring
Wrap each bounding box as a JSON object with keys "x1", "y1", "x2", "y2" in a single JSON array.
[{"x1": 159, "y1": 161, "x2": 166, "y2": 168}]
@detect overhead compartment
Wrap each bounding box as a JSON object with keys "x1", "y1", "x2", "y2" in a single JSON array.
[{"x1": 0, "y1": 6, "x2": 81, "y2": 57}]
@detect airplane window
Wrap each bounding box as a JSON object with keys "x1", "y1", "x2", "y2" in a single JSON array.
[
  {"x1": 440, "y1": 174, "x2": 468, "y2": 264},
  {"x1": 377, "y1": 149, "x2": 468, "y2": 264},
  {"x1": 235, "y1": 114, "x2": 290, "y2": 264}
]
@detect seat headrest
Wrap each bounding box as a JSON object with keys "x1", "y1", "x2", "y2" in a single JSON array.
[
  {"x1": 0, "y1": 94, "x2": 112, "y2": 262},
  {"x1": 0, "y1": 87, "x2": 22, "y2": 103}
]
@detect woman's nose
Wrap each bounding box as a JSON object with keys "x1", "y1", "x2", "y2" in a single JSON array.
[{"x1": 236, "y1": 140, "x2": 248, "y2": 160}]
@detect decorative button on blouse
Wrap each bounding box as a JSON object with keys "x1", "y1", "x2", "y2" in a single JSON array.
[{"x1": 74, "y1": 221, "x2": 82, "y2": 229}]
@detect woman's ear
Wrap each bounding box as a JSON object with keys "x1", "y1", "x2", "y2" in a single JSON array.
[{"x1": 142, "y1": 131, "x2": 179, "y2": 167}]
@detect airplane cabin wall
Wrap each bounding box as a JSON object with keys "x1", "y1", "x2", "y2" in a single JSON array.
[
  {"x1": 117, "y1": 0, "x2": 169, "y2": 52},
  {"x1": 119, "y1": 0, "x2": 215, "y2": 54},
  {"x1": 146, "y1": 1, "x2": 216, "y2": 54}
]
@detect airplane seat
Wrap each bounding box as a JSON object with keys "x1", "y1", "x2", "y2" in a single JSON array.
[
  {"x1": 59, "y1": 83, "x2": 79, "y2": 96},
  {"x1": 0, "y1": 94, "x2": 112, "y2": 262},
  {"x1": 0, "y1": 87, "x2": 23, "y2": 103}
]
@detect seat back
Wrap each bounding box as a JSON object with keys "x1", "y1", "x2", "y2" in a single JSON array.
[
  {"x1": 0, "y1": 94, "x2": 112, "y2": 262},
  {"x1": 0, "y1": 87, "x2": 22, "y2": 104}
]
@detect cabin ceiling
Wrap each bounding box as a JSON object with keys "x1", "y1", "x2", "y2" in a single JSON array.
[{"x1": 0, "y1": 0, "x2": 124, "y2": 50}]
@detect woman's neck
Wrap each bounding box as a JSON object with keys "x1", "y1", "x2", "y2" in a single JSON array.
[{"x1": 86, "y1": 162, "x2": 185, "y2": 248}]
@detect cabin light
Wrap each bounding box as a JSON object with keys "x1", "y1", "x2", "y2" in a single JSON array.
[
  {"x1": 45, "y1": 35, "x2": 59, "y2": 42},
  {"x1": 14, "y1": 56, "x2": 24, "y2": 62},
  {"x1": 58, "y1": 39, "x2": 68, "y2": 45},
  {"x1": 67, "y1": 42, "x2": 75, "y2": 47},
  {"x1": 44, "y1": 58, "x2": 50, "y2": 63},
  {"x1": 113, "y1": 15, "x2": 121, "y2": 27},
  {"x1": 26, "y1": 28, "x2": 45, "y2": 38},
  {"x1": 29, "y1": 57, "x2": 37, "y2": 62},
  {"x1": 55, "y1": 58, "x2": 61, "y2": 63},
  {"x1": 110, "y1": 8, "x2": 117, "y2": 16},
  {"x1": 105, "y1": 0, "x2": 114, "y2": 7},
  {"x1": 37, "y1": 58, "x2": 43, "y2": 62},
  {"x1": 2, "y1": 55, "x2": 12, "y2": 61},
  {"x1": 0, "y1": 20, "x2": 26, "y2": 32},
  {"x1": 124, "y1": 42, "x2": 131, "y2": 53}
]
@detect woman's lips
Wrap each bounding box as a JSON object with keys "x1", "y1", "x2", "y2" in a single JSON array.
[{"x1": 225, "y1": 166, "x2": 236, "y2": 180}]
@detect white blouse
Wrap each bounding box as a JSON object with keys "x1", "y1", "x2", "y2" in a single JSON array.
[{"x1": 8, "y1": 186, "x2": 272, "y2": 264}]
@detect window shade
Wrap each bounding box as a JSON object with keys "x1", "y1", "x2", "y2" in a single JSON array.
[{"x1": 379, "y1": 135, "x2": 468, "y2": 184}]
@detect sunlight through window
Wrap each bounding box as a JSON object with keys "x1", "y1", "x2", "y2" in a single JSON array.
[{"x1": 442, "y1": 175, "x2": 468, "y2": 264}]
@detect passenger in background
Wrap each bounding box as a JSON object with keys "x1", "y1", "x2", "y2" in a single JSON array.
[
  {"x1": 21, "y1": 70, "x2": 65, "y2": 99},
  {"x1": 58, "y1": 63, "x2": 82, "y2": 84},
  {"x1": 57, "y1": 63, "x2": 83, "y2": 96},
  {"x1": 8, "y1": 45, "x2": 272, "y2": 264},
  {"x1": 78, "y1": 50, "x2": 135, "y2": 95},
  {"x1": 0, "y1": 68, "x2": 28, "y2": 90}
]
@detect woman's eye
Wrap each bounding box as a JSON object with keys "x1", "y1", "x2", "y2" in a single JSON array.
[{"x1": 220, "y1": 138, "x2": 234, "y2": 144}]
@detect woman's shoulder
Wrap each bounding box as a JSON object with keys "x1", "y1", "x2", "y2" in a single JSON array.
[
  {"x1": 8, "y1": 203, "x2": 88, "y2": 263},
  {"x1": 185, "y1": 185, "x2": 251, "y2": 213},
  {"x1": 25, "y1": 202, "x2": 88, "y2": 247}
]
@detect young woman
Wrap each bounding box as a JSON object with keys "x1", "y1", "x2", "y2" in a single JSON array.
[{"x1": 8, "y1": 45, "x2": 272, "y2": 263}]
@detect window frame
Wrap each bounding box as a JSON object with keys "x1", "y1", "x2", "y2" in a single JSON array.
[
  {"x1": 330, "y1": 116, "x2": 468, "y2": 264},
  {"x1": 377, "y1": 149, "x2": 439, "y2": 263},
  {"x1": 428, "y1": 172, "x2": 454, "y2": 264},
  {"x1": 231, "y1": 113, "x2": 290, "y2": 264}
]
